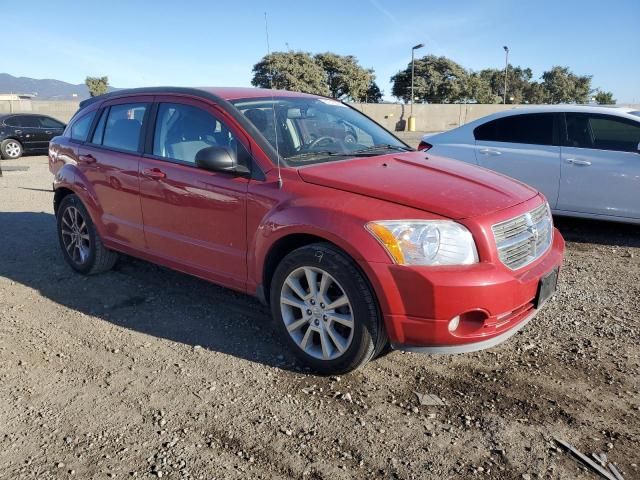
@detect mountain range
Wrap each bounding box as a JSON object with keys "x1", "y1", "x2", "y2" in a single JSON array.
[{"x1": 0, "y1": 73, "x2": 118, "y2": 100}]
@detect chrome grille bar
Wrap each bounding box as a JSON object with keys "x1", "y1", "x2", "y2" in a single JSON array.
[{"x1": 492, "y1": 203, "x2": 553, "y2": 270}]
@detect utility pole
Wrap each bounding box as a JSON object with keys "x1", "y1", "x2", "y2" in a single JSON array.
[
  {"x1": 503, "y1": 46, "x2": 509, "y2": 104},
  {"x1": 409, "y1": 43, "x2": 424, "y2": 131}
]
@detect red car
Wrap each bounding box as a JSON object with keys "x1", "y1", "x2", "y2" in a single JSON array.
[{"x1": 49, "y1": 87, "x2": 564, "y2": 374}]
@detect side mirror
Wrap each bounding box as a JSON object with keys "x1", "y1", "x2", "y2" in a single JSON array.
[{"x1": 195, "y1": 146, "x2": 249, "y2": 175}]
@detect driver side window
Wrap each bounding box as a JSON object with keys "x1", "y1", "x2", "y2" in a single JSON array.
[{"x1": 153, "y1": 103, "x2": 248, "y2": 166}]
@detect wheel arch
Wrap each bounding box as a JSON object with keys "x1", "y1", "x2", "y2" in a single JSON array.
[{"x1": 260, "y1": 232, "x2": 382, "y2": 317}]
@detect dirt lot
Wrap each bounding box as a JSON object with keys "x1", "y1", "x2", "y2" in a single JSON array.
[{"x1": 0, "y1": 155, "x2": 638, "y2": 480}]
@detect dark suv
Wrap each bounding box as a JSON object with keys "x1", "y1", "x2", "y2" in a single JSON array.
[{"x1": 0, "y1": 113, "x2": 66, "y2": 159}]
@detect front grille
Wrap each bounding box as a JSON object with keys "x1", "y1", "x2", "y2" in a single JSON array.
[{"x1": 492, "y1": 203, "x2": 553, "y2": 270}]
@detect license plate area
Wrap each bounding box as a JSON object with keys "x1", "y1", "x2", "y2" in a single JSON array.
[{"x1": 535, "y1": 267, "x2": 559, "y2": 308}]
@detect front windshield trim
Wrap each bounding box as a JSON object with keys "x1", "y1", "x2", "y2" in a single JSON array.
[{"x1": 230, "y1": 95, "x2": 411, "y2": 168}]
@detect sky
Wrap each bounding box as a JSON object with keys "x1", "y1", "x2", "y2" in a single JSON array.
[{"x1": 2, "y1": 0, "x2": 639, "y2": 103}]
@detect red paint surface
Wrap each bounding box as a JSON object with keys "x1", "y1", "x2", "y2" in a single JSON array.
[{"x1": 49, "y1": 88, "x2": 565, "y2": 349}]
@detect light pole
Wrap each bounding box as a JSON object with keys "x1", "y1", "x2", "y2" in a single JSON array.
[
  {"x1": 409, "y1": 43, "x2": 424, "y2": 131},
  {"x1": 503, "y1": 45, "x2": 509, "y2": 104}
]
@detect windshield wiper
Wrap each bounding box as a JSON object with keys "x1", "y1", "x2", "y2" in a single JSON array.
[
  {"x1": 286, "y1": 150, "x2": 352, "y2": 161},
  {"x1": 349, "y1": 144, "x2": 414, "y2": 154}
]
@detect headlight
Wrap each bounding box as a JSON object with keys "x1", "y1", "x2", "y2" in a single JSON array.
[{"x1": 366, "y1": 220, "x2": 479, "y2": 266}]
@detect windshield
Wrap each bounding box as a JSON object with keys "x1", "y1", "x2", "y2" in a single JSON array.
[
  {"x1": 629, "y1": 110, "x2": 640, "y2": 118},
  {"x1": 232, "y1": 96, "x2": 410, "y2": 166}
]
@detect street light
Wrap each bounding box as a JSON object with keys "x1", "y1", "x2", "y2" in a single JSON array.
[
  {"x1": 409, "y1": 43, "x2": 424, "y2": 131},
  {"x1": 503, "y1": 45, "x2": 509, "y2": 104}
]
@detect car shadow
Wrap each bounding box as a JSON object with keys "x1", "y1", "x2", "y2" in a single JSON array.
[
  {"x1": 0, "y1": 211, "x2": 301, "y2": 372},
  {"x1": 553, "y1": 215, "x2": 640, "y2": 248}
]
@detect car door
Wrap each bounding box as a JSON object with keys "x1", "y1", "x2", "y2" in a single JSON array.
[
  {"x1": 558, "y1": 112, "x2": 640, "y2": 219},
  {"x1": 77, "y1": 97, "x2": 152, "y2": 249},
  {"x1": 138, "y1": 97, "x2": 250, "y2": 290},
  {"x1": 36, "y1": 115, "x2": 66, "y2": 146},
  {"x1": 5, "y1": 115, "x2": 39, "y2": 151},
  {"x1": 473, "y1": 113, "x2": 561, "y2": 207}
]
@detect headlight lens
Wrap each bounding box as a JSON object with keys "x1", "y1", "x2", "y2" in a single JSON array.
[{"x1": 366, "y1": 220, "x2": 479, "y2": 266}]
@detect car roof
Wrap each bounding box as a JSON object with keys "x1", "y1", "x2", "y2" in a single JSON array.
[
  {"x1": 457, "y1": 104, "x2": 640, "y2": 130},
  {"x1": 78, "y1": 86, "x2": 320, "y2": 110}
]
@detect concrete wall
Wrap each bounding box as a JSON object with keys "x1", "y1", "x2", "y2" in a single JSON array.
[
  {"x1": 0, "y1": 100, "x2": 79, "y2": 123},
  {"x1": 2, "y1": 99, "x2": 639, "y2": 132}
]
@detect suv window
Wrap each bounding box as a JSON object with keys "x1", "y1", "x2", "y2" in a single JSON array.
[
  {"x1": 70, "y1": 111, "x2": 96, "y2": 142},
  {"x1": 38, "y1": 116, "x2": 65, "y2": 129},
  {"x1": 153, "y1": 103, "x2": 249, "y2": 167},
  {"x1": 102, "y1": 103, "x2": 148, "y2": 152},
  {"x1": 474, "y1": 113, "x2": 556, "y2": 146},
  {"x1": 565, "y1": 113, "x2": 640, "y2": 152}
]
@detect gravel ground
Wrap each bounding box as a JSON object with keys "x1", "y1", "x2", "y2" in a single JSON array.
[{"x1": 0, "y1": 155, "x2": 638, "y2": 480}]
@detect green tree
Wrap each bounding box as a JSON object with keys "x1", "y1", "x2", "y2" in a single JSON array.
[
  {"x1": 391, "y1": 55, "x2": 469, "y2": 103},
  {"x1": 363, "y1": 80, "x2": 383, "y2": 103},
  {"x1": 541, "y1": 66, "x2": 592, "y2": 104},
  {"x1": 85, "y1": 76, "x2": 109, "y2": 97},
  {"x1": 251, "y1": 51, "x2": 329, "y2": 96},
  {"x1": 477, "y1": 66, "x2": 537, "y2": 104},
  {"x1": 463, "y1": 72, "x2": 498, "y2": 104},
  {"x1": 594, "y1": 90, "x2": 616, "y2": 105},
  {"x1": 315, "y1": 53, "x2": 373, "y2": 101}
]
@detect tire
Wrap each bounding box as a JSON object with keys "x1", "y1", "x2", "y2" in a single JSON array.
[
  {"x1": 270, "y1": 242, "x2": 386, "y2": 375},
  {"x1": 56, "y1": 194, "x2": 118, "y2": 275},
  {"x1": 1, "y1": 139, "x2": 23, "y2": 159}
]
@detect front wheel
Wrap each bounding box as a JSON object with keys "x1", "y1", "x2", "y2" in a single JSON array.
[{"x1": 270, "y1": 243, "x2": 386, "y2": 375}]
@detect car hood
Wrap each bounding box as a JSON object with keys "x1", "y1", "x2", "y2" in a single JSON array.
[{"x1": 297, "y1": 152, "x2": 539, "y2": 220}]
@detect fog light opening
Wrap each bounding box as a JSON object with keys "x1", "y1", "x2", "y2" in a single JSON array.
[{"x1": 448, "y1": 315, "x2": 460, "y2": 332}]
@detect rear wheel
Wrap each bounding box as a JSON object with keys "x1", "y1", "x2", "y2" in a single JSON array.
[
  {"x1": 1, "y1": 139, "x2": 23, "y2": 159},
  {"x1": 270, "y1": 243, "x2": 386, "y2": 374},
  {"x1": 56, "y1": 194, "x2": 118, "y2": 274}
]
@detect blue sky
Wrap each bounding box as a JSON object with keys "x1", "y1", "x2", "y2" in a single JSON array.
[{"x1": 3, "y1": 0, "x2": 639, "y2": 102}]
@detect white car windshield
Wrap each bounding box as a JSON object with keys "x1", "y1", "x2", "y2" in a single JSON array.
[{"x1": 232, "y1": 96, "x2": 410, "y2": 165}]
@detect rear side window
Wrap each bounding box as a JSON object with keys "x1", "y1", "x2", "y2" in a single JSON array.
[
  {"x1": 566, "y1": 113, "x2": 640, "y2": 152},
  {"x1": 474, "y1": 113, "x2": 556, "y2": 146},
  {"x1": 102, "y1": 103, "x2": 148, "y2": 152},
  {"x1": 70, "y1": 111, "x2": 96, "y2": 142},
  {"x1": 19, "y1": 116, "x2": 41, "y2": 128},
  {"x1": 4, "y1": 116, "x2": 21, "y2": 127},
  {"x1": 90, "y1": 109, "x2": 108, "y2": 145},
  {"x1": 38, "y1": 116, "x2": 65, "y2": 129}
]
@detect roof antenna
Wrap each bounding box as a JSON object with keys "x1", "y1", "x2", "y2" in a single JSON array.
[{"x1": 264, "y1": 11, "x2": 283, "y2": 189}]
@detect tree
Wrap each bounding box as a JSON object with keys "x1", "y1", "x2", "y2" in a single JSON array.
[
  {"x1": 85, "y1": 76, "x2": 109, "y2": 97},
  {"x1": 463, "y1": 72, "x2": 498, "y2": 104},
  {"x1": 251, "y1": 51, "x2": 329, "y2": 96},
  {"x1": 315, "y1": 53, "x2": 372, "y2": 101},
  {"x1": 363, "y1": 80, "x2": 383, "y2": 103},
  {"x1": 478, "y1": 66, "x2": 536, "y2": 104},
  {"x1": 391, "y1": 55, "x2": 469, "y2": 103},
  {"x1": 541, "y1": 66, "x2": 592, "y2": 104},
  {"x1": 594, "y1": 90, "x2": 616, "y2": 105}
]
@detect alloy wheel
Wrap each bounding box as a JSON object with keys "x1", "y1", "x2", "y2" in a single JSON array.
[
  {"x1": 5, "y1": 141, "x2": 21, "y2": 158},
  {"x1": 60, "y1": 206, "x2": 91, "y2": 265},
  {"x1": 280, "y1": 266, "x2": 354, "y2": 360}
]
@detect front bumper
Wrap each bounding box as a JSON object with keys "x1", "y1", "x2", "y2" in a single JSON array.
[{"x1": 366, "y1": 227, "x2": 565, "y2": 353}]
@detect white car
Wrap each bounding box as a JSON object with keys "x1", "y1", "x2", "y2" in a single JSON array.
[{"x1": 419, "y1": 106, "x2": 640, "y2": 224}]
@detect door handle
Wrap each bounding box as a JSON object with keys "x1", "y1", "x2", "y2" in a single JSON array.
[
  {"x1": 479, "y1": 148, "x2": 502, "y2": 156},
  {"x1": 566, "y1": 158, "x2": 592, "y2": 166},
  {"x1": 142, "y1": 167, "x2": 166, "y2": 179},
  {"x1": 14, "y1": 129, "x2": 22, "y2": 134},
  {"x1": 78, "y1": 154, "x2": 96, "y2": 164}
]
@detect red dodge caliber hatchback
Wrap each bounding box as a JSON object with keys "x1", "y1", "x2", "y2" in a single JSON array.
[{"x1": 49, "y1": 87, "x2": 564, "y2": 374}]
